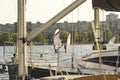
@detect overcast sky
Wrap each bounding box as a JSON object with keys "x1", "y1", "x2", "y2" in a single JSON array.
[{"x1": 0, "y1": 0, "x2": 119, "y2": 24}]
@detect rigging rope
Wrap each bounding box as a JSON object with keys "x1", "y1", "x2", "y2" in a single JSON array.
[{"x1": 71, "y1": 0, "x2": 75, "y2": 69}]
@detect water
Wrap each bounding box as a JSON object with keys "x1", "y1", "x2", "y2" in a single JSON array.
[{"x1": 0, "y1": 44, "x2": 92, "y2": 79}]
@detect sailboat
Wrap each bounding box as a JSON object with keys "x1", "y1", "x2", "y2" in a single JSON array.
[
  {"x1": 27, "y1": 31, "x2": 79, "y2": 79},
  {"x1": 7, "y1": 0, "x2": 120, "y2": 79},
  {"x1": 7, "y1": 0, "x2": 86, "y2": 80},
  {"x1": 78, "y1": 0, "x2": 120, "y2": 75}
]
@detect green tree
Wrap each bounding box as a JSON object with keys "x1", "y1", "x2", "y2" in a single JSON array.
[
  {"x1": 2, "y1": 33, "x2": 10, "y2": 41},
  {"x1": 71, "y1": 29, "x2": 79, "y2": 44},
  {"x1": 105, "y1": 28, "x2": 112, "y2": 41},
  {"x1": 46, "y1": 33, "x2": 53, "y2": 44},
  {"x1": 87, "y1": 30, "x2": 94, "y2": 43},
  {"x1": 83, "y1": 32, "x2": 89, "y2": 43},
  {"x1": 0, "y1": 33, "x2": 11, "y2": 45},
  {"x1": 60, "y1": 30, "x2": 69, "y2": 44},
  {"x1": 10, "y1": 33, "x2": 18, "y2": 42},
  {"x1": 33, "y1": 33, "x2": 46, "y2": 44}
]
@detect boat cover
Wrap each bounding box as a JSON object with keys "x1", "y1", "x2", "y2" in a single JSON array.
[{"x1": 92, "y1": 0, "x2": 120, "y2": 11}]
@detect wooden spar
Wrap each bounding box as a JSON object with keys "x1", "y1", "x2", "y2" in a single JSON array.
[
  {"x1": 18, "y1": 0, "x2": 28, "y2": 79},
  {"x1": 27, "y1": 0, "x2": 86, "y2": 41}
]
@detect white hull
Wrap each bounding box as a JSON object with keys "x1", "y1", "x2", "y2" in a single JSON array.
[{"x1": 79, "y1": 47, "x2": 120, "y2": 74}]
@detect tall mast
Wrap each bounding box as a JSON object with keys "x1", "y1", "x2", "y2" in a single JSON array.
[
  {"x1": 94, "y1": 8, "x2": 100, "y2": 43},
  {"x1": 18, "y1": 0, "x2": 28, "y2": 79},
  {"x1": 94, "y1": 8, "x2": 102, "y2": 74}
]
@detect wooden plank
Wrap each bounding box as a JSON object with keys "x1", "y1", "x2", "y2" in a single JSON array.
[{"x1": 75, "y1": 75, "x2": 118, "y2": 80}]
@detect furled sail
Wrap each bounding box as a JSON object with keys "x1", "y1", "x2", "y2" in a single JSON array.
[
  {"x1": 65, "y1": 33, "x2": 71, "y2": 53},
  {"x1": 92, "y1": 0, "x2": 120, "y2": 11},
  {"x1": 54, "y1": 29, "x2": 62, "y2": 53}
]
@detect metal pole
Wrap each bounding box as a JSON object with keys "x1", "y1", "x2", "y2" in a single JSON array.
[
  {"x1": 94, "y1": 8, "x2": 100, "y2": 42},
  {"x1": 3, "y1": 43, "x2": 6, "y2": 63},
  {"x1": 27, "y1": 0, "x2": 86, "y2": 41},
  {"x1": 18, "y1": 0, "x2": 28, "y2": 79}
]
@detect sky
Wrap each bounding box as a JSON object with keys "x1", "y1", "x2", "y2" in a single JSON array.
[{"x1": 0, "y1": 0, "x2": 119, "y2": 24}]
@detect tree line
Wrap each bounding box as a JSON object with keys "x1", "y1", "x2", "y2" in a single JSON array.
[{"x1": 0, "y1": 28, "x2": 120, "y2": 46}]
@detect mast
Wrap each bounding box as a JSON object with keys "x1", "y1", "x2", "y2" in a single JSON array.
[
  {"x1": 18, "y1": 0, "x2": 28, "y2": 79},
  {"x1": 94, "y1": 8, "x2": 102, "y2": 74},
  {"x1": 94, "y1": 8, "x2": 100, "y2": 43}
]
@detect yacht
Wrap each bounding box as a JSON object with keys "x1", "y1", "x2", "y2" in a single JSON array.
[{"x1": 78, "y1": 0, "x2": 120, "y2": 75}]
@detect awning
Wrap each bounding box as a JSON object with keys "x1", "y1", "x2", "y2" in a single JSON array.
[{"x1": 92, "y1": 0, "x2": 120, "y2": 11}]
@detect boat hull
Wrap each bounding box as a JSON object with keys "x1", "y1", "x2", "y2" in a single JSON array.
[
  {"x1": 8, "y1": 64, "x2": 80, "y2": 80},
  {"x1": 79, "y1": 49, "x2": 120, "y2": 74}
]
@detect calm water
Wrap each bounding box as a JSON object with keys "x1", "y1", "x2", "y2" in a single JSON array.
[{"x1": 0, "y1": 44, "x2": 92, "y2": 79}]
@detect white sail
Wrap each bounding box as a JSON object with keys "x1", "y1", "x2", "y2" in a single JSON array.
[
  {"x1": 66, "y1": 34, "x2": 71, "y2": 53},
  {"x1": 54, "y1": 29, "x2": 62, "y2": 53},
  {"x1": 108, "y1": 35, "x2": 116, "y2": 46}
]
